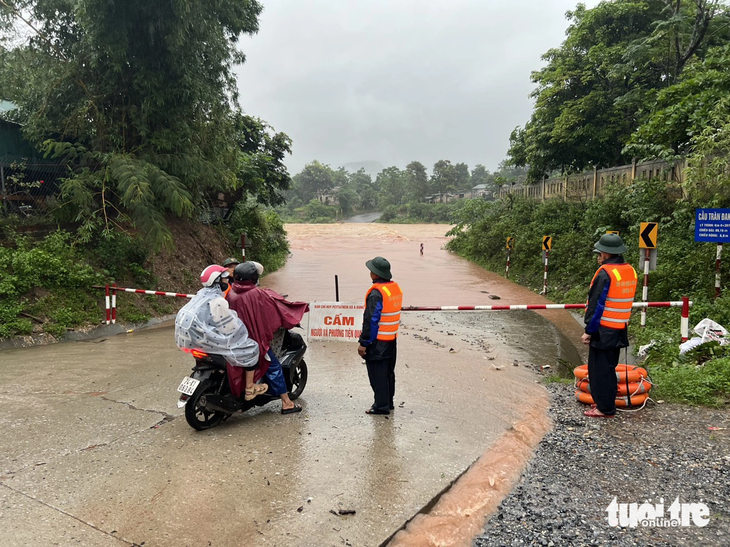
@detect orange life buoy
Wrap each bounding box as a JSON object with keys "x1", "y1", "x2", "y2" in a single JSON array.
[
  {"x1": 575, "y1": 378, "x2": 651, "y2": 396},
  {"x1": 572, "y1": 364, "x2": 648, "y2": 383},
  {"x1": 574, "y1": 390, "x2": 649, "y2": 407}
]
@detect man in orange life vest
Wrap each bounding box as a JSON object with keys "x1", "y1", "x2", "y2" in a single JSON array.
[
  {"x1": 358, "y1": 256, "x2": 403, "y2": 415},
  {"x1": 582, "y1": 234, "x2": 637, "y2": 418}
]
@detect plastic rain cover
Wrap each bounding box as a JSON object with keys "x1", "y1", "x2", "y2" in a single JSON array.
[{"x1": 174, "y1": 286, "x2": 259, "y2": 367}]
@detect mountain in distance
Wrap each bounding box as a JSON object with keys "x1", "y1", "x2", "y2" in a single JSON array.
[{"x1": 340, "y1": 161, "x2": 384, "y2": 178}]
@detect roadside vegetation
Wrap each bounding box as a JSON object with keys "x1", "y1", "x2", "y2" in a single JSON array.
[
  {"x1": 0, "y1": 1, "x2": 291, "y2": 338},
  {"x1": 449, "y1": 0, "x2": 730, "y2": 406}
]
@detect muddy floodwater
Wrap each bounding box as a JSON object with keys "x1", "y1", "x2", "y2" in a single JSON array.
[{"x1": 0, "y1": 223, "x2": 586, "y2": 547}]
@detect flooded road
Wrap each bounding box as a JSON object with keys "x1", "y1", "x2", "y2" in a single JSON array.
[{"x1": 0, "y1": 223, "x2": 585, "y2": 547}]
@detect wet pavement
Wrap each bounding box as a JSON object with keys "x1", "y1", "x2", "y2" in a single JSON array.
[{"x1": 0, "y1": 224, "x2": 585, "y2": 547}]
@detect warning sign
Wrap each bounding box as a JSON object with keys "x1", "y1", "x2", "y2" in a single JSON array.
[
  {"x1": 308, "y1": 302, "x2": 364, "y2": 342},
  {"x1": 542, "y1": 236, "x2": 552, "y2": 251},
  {"x1": 639, "y1": 222, "x2": 658, "y2": 249}
]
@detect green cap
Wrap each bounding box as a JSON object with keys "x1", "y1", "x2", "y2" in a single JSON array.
[
  {"x1": 366, "y1": 256, "x2": 392, "y2": 280},
  {"x1": 594, "y1": 233, "x2": 627, "y2": 255},
  {"x1": 222, "y1": 257, "x2": 240, "y2": 267}
]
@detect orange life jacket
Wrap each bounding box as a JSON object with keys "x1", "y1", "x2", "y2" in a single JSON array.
[
  {"x1": 589, "y1": 263, "x2": 637, "y2": 329},
  {"x1": 365, "y1": 281, "x2": 403, "y2": 341}
]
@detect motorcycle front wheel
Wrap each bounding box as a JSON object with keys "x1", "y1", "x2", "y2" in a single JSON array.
[
  {"x1": 185, "y1": 380, "x2": 228, "y2": 430},
  {"x1": 287, "y1": 359, "x2": 308, "y2": 400}
]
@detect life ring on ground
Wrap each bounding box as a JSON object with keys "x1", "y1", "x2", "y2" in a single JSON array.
[
  {"x1": 572, "y1": 364, "x2": 648, "y2": 383},
  {"x1": 575, "y1": 390, "x2": 649, "y2": 407},
  {"x1": 575, "y1": 378, "x2": 652, "y2": 396}
]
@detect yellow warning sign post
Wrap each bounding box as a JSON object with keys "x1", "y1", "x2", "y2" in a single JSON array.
[
  {"x1": 639, "y1": 222, "x2": 659, "y2": 327},
  {"x1": 542, "y1": 236, "x2": 552, "y2": 251},
  {"x1": 639, "y1": 222, "x2": 658, "y2": 249}
]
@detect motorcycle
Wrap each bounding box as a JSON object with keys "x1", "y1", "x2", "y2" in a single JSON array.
[{"x1": 176, "y1": 330, "x2": 308, "y2": 430}]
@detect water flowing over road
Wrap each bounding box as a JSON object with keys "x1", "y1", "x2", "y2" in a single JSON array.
[{"x1": 0, "y1": 223, "x2": 584, "y2": 547}]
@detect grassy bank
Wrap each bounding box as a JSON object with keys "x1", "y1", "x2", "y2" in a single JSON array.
[
  {"x1": 0, "y1": 205, "x2": 289, "y2": 340},
  {"x1": 446, "y1": 178, "x2": 730, "y2": 406}
]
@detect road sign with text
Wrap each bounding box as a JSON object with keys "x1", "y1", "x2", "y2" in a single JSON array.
[
  {"x1": 695, "y1": 209, "x2": 730, "y2": 242},
  {"x1": 639, "y1": 222, "x2": 658, "y2": 249}
]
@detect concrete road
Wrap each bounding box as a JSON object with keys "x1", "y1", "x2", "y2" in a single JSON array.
[{"x1": 0, "y1": 224, "x2": 583, "y2": 547}]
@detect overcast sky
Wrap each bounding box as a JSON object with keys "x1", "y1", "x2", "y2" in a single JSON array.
[{"x1": 235, "y1": 0, "x2": 602, "y2": 176}]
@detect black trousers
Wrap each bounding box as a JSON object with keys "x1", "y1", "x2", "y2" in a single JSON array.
[
  {"x1": 365, "y1": 352, "x2": 396, "y2": 413},
  {"x1": 587, "y1": 345, "x2": 620, "y2": 415}
]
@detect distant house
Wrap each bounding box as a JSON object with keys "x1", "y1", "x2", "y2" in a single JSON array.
[
  {"x1": 424, "y1": 192, "x2": 458, "y2": 204},
  {"x1": 317, "y1": 187, "x2": 339, "y2": 206},
  {"x1": 470, "y1": 184, "x2": 493, "y2": 199}
]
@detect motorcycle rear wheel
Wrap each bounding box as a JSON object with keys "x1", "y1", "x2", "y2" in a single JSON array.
[
  {"x1": 287, "y1": 359, "x2": 308, "y2": 400},
  {"x1": 185, "y1": 380, "x2": 228, "y2": 430}
]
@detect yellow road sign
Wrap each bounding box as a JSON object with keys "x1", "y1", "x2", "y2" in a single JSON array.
[
  {"x1": 506, "y1": 237, "x2": 515, "y2": 249},
  {"x1": 639, "y1": 222, "x2": 658, "y2": 249},
  {"x1": 606, "y1": 230, "x2": 619, "y2": 235},
  {"x1": 542, "y1": 236, "x2": 552, "y2": 251}
]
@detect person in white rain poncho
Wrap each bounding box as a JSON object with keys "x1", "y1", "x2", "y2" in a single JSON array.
[{"x1": 175, "y1": 265, "x2": 268, "y2": 400}]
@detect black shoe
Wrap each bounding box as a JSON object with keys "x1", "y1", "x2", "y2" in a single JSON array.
[{"x1": 366, "y1": 408, "x2": 390, "y2": 415}]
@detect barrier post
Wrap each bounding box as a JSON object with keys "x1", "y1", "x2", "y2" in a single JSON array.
[
  {"x1": 716, "y1": 243, "x2": 723, "y2": 298},
  {"x1": 105, "y1": 284, "x2": 110, "y2": 325},
  {"x1": 542, "y1": 250, "x2": 549, "y2": 295},
  {"x1": 240, "y1": 232, "x2": 247, "y2": 261},
  {"x1": 111, "y1": 283, "x2": 117, "y2": 324},
  {"x1": 335, "y1": 275, "x2": 340, "y2": 302},
  {"x1": 641, "y1": 247, "x2": 650, "y2": 327},
  {"x1": 681, "y1": 296, "x2": 690, "y2": 342},
  {"x1": 505, "y1": 249, "x2": 511, "y2": 277}
]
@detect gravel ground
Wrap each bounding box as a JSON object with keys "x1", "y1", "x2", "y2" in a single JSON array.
[{"x1": 474, "y1": 382, "x2": 730, "y2": 547}]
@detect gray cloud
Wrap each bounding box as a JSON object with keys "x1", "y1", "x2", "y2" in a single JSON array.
[{"x1": 235, "y1": 0, "x2": 601, "y2": 174}]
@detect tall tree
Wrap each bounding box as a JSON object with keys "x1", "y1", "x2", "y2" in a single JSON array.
[
  {"x1": 404, "y1": 161, "x2": 429, "y2": 202},
  {"x1": 292, "y1": 161, "x2": 335, "y2": 203},
  {"x1": 0, "y1": 0, "x2": 291, "y2": 246},
  {"x1": 454, "y1": 162, "x2": 471, "y2": 190},
  {"x1": 375, "y1": 166, "x2": 405, "y2": 208},
  {"x1": 431, "y1": 160, "x2": 457, "y2": 194},
  {"x1": 349, "y1": 168, "x2": 377, "y2": 211},
  {"x1": 505, "y1": 0, "x2": 728, "y2": 179},
  {"x1": 626, "y1": 43, "x2": 730, "y2": 158}
]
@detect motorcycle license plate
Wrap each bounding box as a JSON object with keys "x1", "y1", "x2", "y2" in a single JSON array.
[{"x1": 177, "y1": 376, "x2": 200, "y2": 396}]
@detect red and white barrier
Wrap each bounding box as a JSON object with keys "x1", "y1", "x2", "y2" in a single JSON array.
[
  {"x1": 98, "y1": 283, "x2": 692, "y2": 341},
  {"x1": 401, "y1": 301, "x2": 690, "y2": 312},
  {"x1": 97, "y1": 284, "x2": 196, "y2": 325},
  {"x1": 681, "y1": 295, "x2": 690, "y2": 342}
]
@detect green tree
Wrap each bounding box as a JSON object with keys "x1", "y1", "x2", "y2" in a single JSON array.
[
  {"x1": 336, "y1": 183, "x2": 361, "y2": 216},
  {"x1": 0, "y1": 0, "x2": 291, "y2": 247},
  {"x1": 431, "y1": 160, "x2": 457, "y2": 195},
  {"x1": 404, "y1": 161, "x2": 430, "y2": 202},
  {"x1": 350, "y1": 169, "x2": 378, "y2": 211},
  {"x1": 470, "y1": 164, "x2": 491, "y2": 188},
  {"x1": 506, "y1": 0, "x2": 728, "y2": 179},
  {"x1": 454, "y1": 162, "x2": 471, "y2": 191},
  {"x1": 626, "y1": 44, "x2": 730, "y2": 158},
  {"x1": 292, "y1": 161, "x2": 335, "y2": 203},
  {"x1": 375, "y1": 166, "x2": 405, "y2": 208}
]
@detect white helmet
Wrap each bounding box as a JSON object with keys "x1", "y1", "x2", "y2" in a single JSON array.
[{"x1": 200, "y1": 265, "x2": 229, "y2": 287}]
